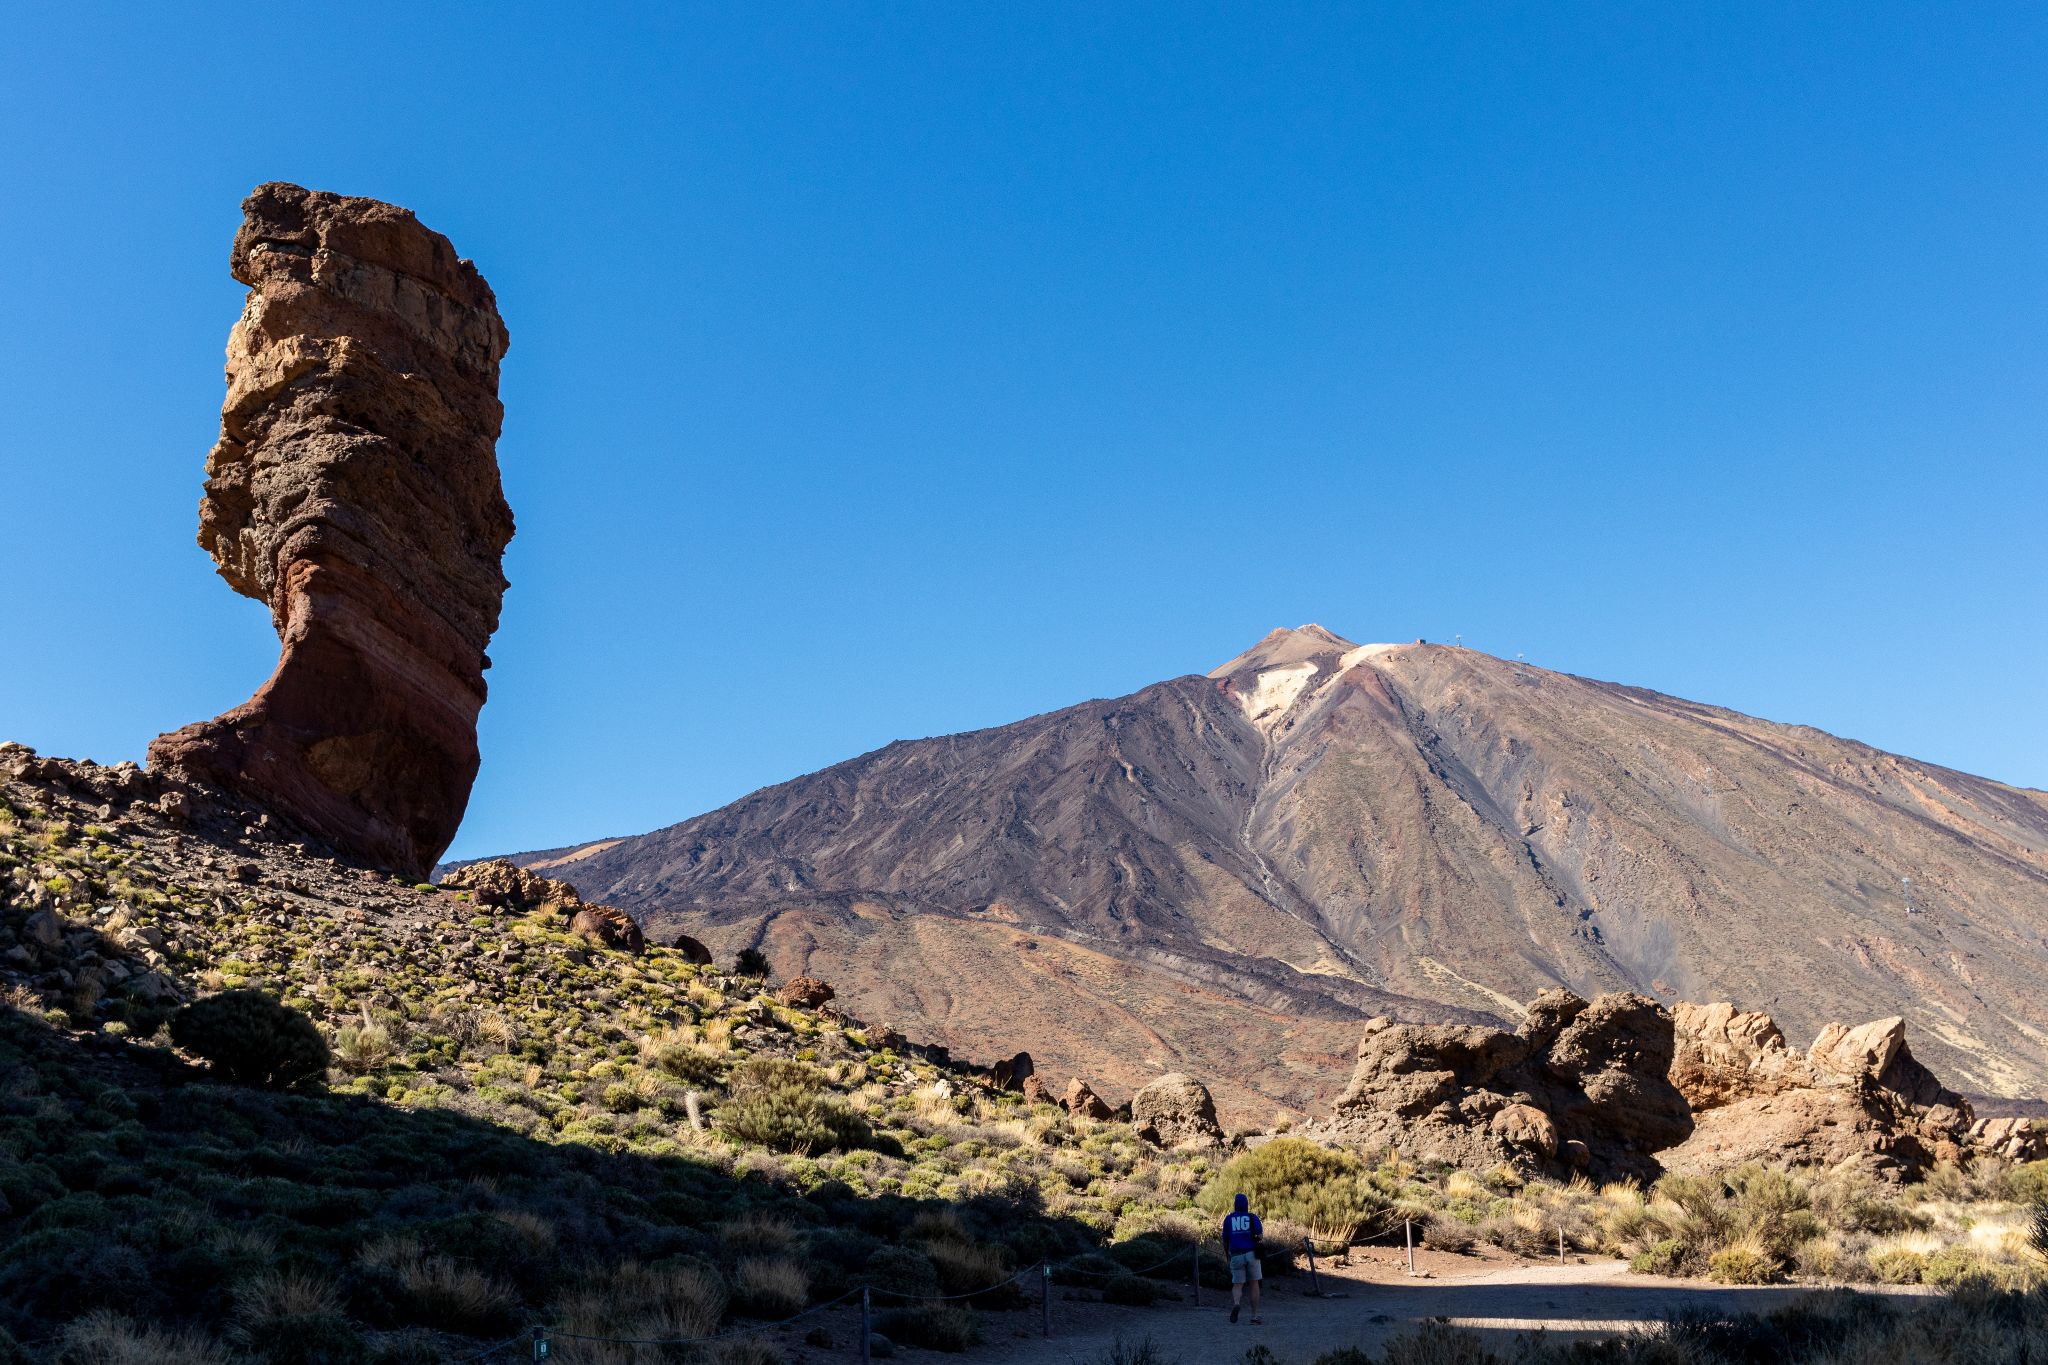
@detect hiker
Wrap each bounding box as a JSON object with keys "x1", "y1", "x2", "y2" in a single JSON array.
[{"x1": 1223, "y1": 1191, "x2": 1264, "y2": 1324}]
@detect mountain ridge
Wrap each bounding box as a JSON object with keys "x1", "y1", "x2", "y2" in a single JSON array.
[{"x1": 472, "y1": 627, "x2": 2048, "y2": 1122}]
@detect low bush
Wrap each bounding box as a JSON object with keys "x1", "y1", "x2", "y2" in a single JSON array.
[
  {"x1": 1196, "y1": 1139, "x2": 1388, "y2": 1241},
  {"x1": 168, "y1": 992, "x2": 329, "y2": 1090},
  {"x1": 730, "y1": 1256, "x2": 808, "y2": 1317},
  {"x1": 875, "y1": 1304, "x2": 980, "y2": 1352},
  {"x1": 1707, "y1": 1238, "x2": 1779, "y2": 1285}
]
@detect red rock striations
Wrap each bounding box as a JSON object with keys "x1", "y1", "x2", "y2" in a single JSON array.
[{"x1": 148, "y1": 183, "x2": 514, "y2": 881}]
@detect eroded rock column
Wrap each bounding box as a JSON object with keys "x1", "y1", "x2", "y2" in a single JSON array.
[{"x1": 149, "y1": 183, "x2": 514, "y2": 880}]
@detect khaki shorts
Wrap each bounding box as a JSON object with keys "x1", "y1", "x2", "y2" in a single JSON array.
[{"x1": 1228, "y1": 1251, "x2": 1262, "y2": 1284}]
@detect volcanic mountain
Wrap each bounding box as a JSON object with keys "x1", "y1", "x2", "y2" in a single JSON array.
[{"x1": 490, "y1": 627, "x2": 2048, "y2": 1123}]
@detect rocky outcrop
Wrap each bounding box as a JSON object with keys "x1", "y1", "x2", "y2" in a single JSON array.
[
  {"x1": 1132, "y1": 1072, "x2": 1225, "y2": 1149},
  {"x1": 440, "y1": 859, "x2": 584, "y2": 915},
  {"x1": 148, "y1": 183, "x2": 515, "y2": 881},
  {"x1": 441, "y1": 858, "x2": 648, "y2": 956},
  {"x1": 991, "y1": 1051, "x2": 1036, "y2": 1092},
  {"x1": 1662, "y1": 1003, "x2": 1972, "y2": 1179},
  {"x1": 1310, "y1": 989, "x2": 1693, "y2": 1180},
  {"x1": 1065, "y1": 1079, "x2": 1114, "y2": 1120},
  {"x1": 569, "y1": 905, "x2": 645, "y2": 955},
  {"x1": 1970, "y1": 1117, "x2": 2047, "y2": 1162},
  {"x1": 778, "y1": 976, "x2": 835, "y2": 1009}
]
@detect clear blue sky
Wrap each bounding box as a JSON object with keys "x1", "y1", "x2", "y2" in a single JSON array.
[{"x1": 3, "y1": 4, "x2": 2043, "y2": 861}]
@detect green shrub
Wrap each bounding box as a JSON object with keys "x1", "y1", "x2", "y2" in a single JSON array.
[
  {"x1": 1196, "y1": 1139, "x2": 1387, "y2": 1240},
  {"x1": 1868, "y1": 1248, "x2": 1926, "y2": 1285},
  {"x1": 717, "y1": 1059, "x2": 870, "y2": 1154},
  {"x1": 653, "y1": 1041, "x2": 722, "y2": 1086},
  {"x1": 2009, "y1": 1160, "x2": 2048, "y2": 1207},
  {"x1": 1921, "y1": 1248, "x2": 2007, "y2": 1290},
  {"x1": 875, "y1": 1305, "x2": 980, "y2": 1352},
  {"x1": 1629, "y1": 1238, "x2": 1688, "y2": 1276},
  {"x1": 168, "y1": 991, "x2": 330, "y2": 1089},
  {"x1": 733, "y1": 948, "x2": 770, "y2": 978},
  {"x1": 1706, "y1": 1240, "x2": 1778, "y2": 1284}
]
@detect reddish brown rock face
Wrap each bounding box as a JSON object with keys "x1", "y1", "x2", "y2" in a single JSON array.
[{"x1": 148, "y1": 184, "x2": 514, "y2": 880}]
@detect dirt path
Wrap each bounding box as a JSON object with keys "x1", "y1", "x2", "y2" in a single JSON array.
[{"x1": 925, "y1": 1255, "x2": 1926, "y2": 1364}]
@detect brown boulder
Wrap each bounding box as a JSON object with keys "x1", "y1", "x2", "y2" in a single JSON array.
[
  {"x1": 990, "y1": 1051, "x2": 1035, "y2": 1092},
  {"x1": 568, "y1": 906, "x2": 644, "y2": 954},
  {"x1": 778, "y1": 976, "x2": 836, "y2": 1009},
  {"x1": 669, "y1": 933, "x2": 714, "y2": 965},
  {"x1": 1132, "y1": 1072, "x2": 1224, "y2": 1148},
  {"x1": 1021, "y1": 1075, "x2": 1056, "y2": 1106},
  {"x1": 147, "y1": 183, "x2": 515, "y2": 881},
  {"x1": 868, "y1": 1023, "x2": 907, "y2": 1052},
  {"x1": 1065, "y1": 1079, "x2": 1114, "y2": 1120},
  {"x1": 1489, "y1": 1103, "x2": 1559, "y2": 1159}
]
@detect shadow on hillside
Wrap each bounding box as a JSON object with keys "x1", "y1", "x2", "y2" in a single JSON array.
[
  {"x1": 0, "y1": 1004, "x2": 1112, "y2": 1356},
  {"x1": 973, "y1": 1268, "x2": 1954, "y2": 1364}
]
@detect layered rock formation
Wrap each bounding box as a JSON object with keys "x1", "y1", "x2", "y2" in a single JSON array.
[
  {"x1": 1661, "y1": 1001, "x2": 1973, "y2": 1179},
  {"x1": 1311, "y1": 989, "x2": 1694, "y2": 1180},
  {"x1": 149, "y1": 183, "x2": 514, "y2": 881}
]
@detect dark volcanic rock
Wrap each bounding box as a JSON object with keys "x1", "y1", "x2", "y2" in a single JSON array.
[{"x1": 148, "y1": 183, "x2": 514, "y2": 881}]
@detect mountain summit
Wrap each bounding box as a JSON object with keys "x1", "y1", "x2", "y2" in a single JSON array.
[{"x1": 487, "y1": 629, "x2": 2048, "y2": 1122}]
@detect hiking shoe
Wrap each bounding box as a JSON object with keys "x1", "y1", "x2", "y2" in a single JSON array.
[
  {"x1": 1229, "y1": 1305, "x2": 1240, "y2": 1323},
  {"x1": 1251, "y1": 1317, "x2": 1264, "y2": 1325}
]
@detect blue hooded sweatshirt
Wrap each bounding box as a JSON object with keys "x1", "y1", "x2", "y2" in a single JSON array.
[{"x1": 1222, "y1": 1193, "x2": 1262, "y2": 1254}]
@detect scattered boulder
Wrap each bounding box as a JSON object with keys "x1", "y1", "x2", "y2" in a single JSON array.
[
  {"x1": 669, "y1": 933, "x2": 713, "y2": 965},
  {"x1": 1308, "y1": 989, "x2": 1692, "y2": 1180},
  {"x1": 990, "y1": 1051, "x2": 1035, "y2": 1092},
  {"x1": 778, "y1": 976, "x2": 836, "y2": 1009},
  {"x1": 1132, "y1": 1072, "x2": 1225, "y2": 1149},
  {"x1": 868, "y1": 1023, "x2": 907, "y2": 1052},
  {"x1": 1064, "y1": 1078, "x2": 1114, "y2": 1120},
  {"x1": 1489, "y1": 1103, "x2": 1559, "y2": 1160},
  {"x1": 147, "y1": 183, "x2": 516, "y2": 881},
  {"x1": 1662, "y1": 1002, "x2": 1973, "y2": 1180},
  {"x1": 1021, "y1": 1074, "x2": 1056, "y2": 1106},
  {"x1": 22, "y1": 911, "x2": 65, "y2": 951},
  {"x1": 568, "y1": 906, "x2": 645, "y2": 955}
]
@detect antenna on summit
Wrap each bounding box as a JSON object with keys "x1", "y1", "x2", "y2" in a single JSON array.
[{"x1": 1902, "y1": 876, "x2": 1916, "y2": 915}]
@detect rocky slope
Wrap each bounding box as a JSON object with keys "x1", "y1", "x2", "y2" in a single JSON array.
[
  {"x1": 150, "y1": 183, "x2": 514, "y2": 881},
  {"x1": 489, "y1": 626, "x2": 2048, "y2": 1122}
]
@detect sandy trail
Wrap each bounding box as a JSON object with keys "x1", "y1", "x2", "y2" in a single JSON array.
[{"x1": 775, "y1": 1253, "x2": 1929, "y2": 1364}]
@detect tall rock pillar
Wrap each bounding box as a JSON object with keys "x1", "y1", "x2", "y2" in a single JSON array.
[{"x1": 149, "y1": 182, "x2": 514, "y2": 879}]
